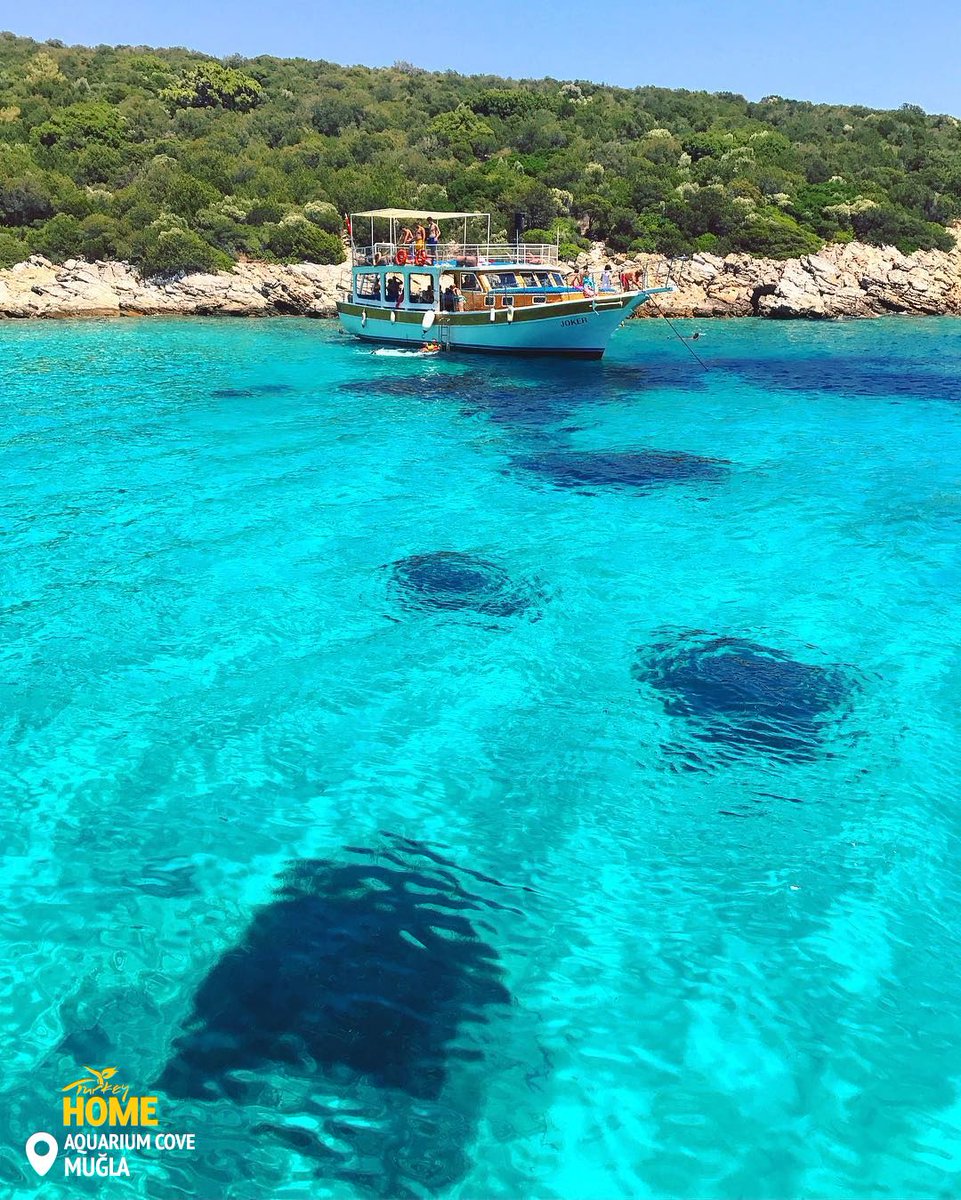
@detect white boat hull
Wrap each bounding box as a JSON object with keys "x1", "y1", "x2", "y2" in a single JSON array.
[{"x1": 336, "y1": 291, "x2": 662, "y2": 359}]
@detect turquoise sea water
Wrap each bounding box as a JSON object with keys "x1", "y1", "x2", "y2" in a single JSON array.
[{"x1": 2, "y1": 315, "x2": 961, "y2": 1198}]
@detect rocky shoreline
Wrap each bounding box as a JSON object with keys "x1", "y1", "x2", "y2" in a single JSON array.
[
  {"x1": 0, "y1": 258, "x2": 351, "y2": 320},
  {"x1": 3, "y1": 236, "x2": 961, "y2": 321}
]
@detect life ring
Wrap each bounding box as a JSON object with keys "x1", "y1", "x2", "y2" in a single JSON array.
[
  {"x1": 414, "y1": 249, "x2": 428, "y2": 266},
  {"x1": 394, "y1": 248, "x2": 408, "y2": 266}
]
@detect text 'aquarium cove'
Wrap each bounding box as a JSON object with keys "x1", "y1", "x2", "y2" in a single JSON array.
[{"x1": 3, "y1": 315, "x2": 961, "y2": 1199}]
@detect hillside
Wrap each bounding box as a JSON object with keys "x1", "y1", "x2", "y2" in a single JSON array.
[{"x1": 1, "y1": 30, "x2": 960, "y2": 275}]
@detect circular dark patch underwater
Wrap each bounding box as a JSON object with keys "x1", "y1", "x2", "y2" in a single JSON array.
[
  {"x1": 508, "y1": 449, "x2": 730, "y2": 493},
  {"x1": 634, "y1": 633, "x2": 857, "y2": 764},
  {"x1": 389, "y1": 551, "x2": 538, "y2": 618}
]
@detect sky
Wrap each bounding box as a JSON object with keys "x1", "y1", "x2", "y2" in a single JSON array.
[{"x1": 6, "y1": 0, "x2": 961, "y2": 116}]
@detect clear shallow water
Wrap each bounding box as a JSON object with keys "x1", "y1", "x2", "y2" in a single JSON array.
[{"x1": 1, "y1": 315, "x2": 960, "y2": 1198}]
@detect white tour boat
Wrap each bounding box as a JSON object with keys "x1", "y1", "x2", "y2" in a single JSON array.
[{"x1": 336, "y1": 209, "x2": 672, "y2": 359}]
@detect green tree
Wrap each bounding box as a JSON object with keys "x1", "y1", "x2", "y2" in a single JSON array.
[
  {"x1": 32, "y1": 102, "x2": 124, "y2": 150},
  {"x1": 30, "y1": 213, "x2": 83, "y2": 260},
  {"x1": 131, "y1": 223, "x2": 232, "y2": 275},
  {"x1": 0, "y1": 228, "x2": 28, "y2": 267},
  {"x1": 0, "y1": 174, "x2": 55, "y2": 225},
  {"x1": 262, "y1": 218, "x2": 344, "y2": 263},
  {"x1": 79, "y1": 213, "x2": 127, "y2": 260},
  {"x1": 732, "y1": 208, "x2": 821, "y2": 258},
  {"x1": 161, "y1": 62, "x2": 264, "y2": 112},
  {"x1": 430, "y1": 105, "x2": 496, "y2": 160}
]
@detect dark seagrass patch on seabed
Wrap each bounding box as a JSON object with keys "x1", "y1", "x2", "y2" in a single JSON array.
[
  {"x1": 715, "y1": 356, "x2": 961, "y2": 404},
  {"x1": 157, "y1": 837, "x2": 515, "y2": 1196},
  {"x1": 211, "y1": 383, "x2": 297, "y2": 398},
  {"x1": 337, "y1": 374, "x2": 468, "y2": 400},
  {"x1": 388, "y1": 550, "x2": 540, "y2": 618},
  {"x1": 634, "y1": 632, "x2": 858, "y2": 766},
  {"x1": 508, "y1": 448, "x2": 730, "y2": 493}
]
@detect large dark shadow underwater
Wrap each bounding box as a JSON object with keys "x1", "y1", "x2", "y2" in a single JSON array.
[
  {"x1": 634, "y1": 631, "x2": 859, "y2": 769},
  {"x1": 157, "y1": 836, "x2": 515, "y2": 1196}
]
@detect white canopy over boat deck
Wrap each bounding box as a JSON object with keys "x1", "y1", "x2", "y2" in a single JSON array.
[{"x1": 348, "y1": 208, "x2": 559, "y2": 269}]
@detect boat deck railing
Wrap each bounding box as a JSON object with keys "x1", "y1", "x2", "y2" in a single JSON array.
[{"x1": 351, "y1": 242, "x2": 560, "y2": 268}]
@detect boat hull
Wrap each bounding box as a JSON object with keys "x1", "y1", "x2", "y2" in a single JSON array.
[{"x1": 336, "y1": 291, "x2": 659, "y2": 358}]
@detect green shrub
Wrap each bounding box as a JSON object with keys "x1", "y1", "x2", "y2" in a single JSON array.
[
  {"x1": 131, "y1": 225, "x2": 232, "y2": 276},
  {"x1": 850, "y1": 205, "x2": 954, "y2": 253},
  {"x1": 244, "y1": 200, "x2": 285, "y2": 225},
  {"x1": 195, "y1": 206, "x2": 259, "y2": 256},
  {"x1": 79, "y1": 213, "x2": 128, "y2": 260},
  {"x1": 76, "y1": 144, "x2": 124, "y2": 185},
  {"x1": 262, "y1": 219, "x2": 344, "y2": 263},
  {"x1": 32, "y1": 102, "x2": 124, "y2": 150},
  {"x1": 30, "y1": 213, "x2": 83, "y2": 260},
  {"x1": 0, "y1": 228, "x2": 27, "y2": 267},
  {"x1": 303, "y1": 199, "x2": 341, "y2": 233},
  {"x1": 732, "y1": 209, "x2": 821, "y2": 258},
  {"x1": 0, "y1": 173, "x2": 56, "y2": 225},
  {"x1": 161, "y1": 62, "x2": 264, "y2": 113}
]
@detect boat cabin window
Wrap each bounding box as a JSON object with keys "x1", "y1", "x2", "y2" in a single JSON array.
[
  {"x1": 356, "y1": 272, "x2": 382, "y2": 301},
  {"x1": 459, "y1": 272, "x2": 481, "y2": 291},
  {"x1": 488, "y1": 271, "x2": 520, "y2": 289},
  {"x1": 548, "y1": 271, "x2": 565, "y2": 287},
  {"x1": 408, "y1": 273, "x2": 435, "y2": 306}
]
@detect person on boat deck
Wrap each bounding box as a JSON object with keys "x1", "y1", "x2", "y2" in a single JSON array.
[
  {"x1": 424, "y1": 283, "x2": 435, "y2": 305},
  {"x1": 386, "y1": 275, "x2": 403, "y2": 305},
  {"x1": 570, "y1": 268, "x2": 583, "y2": 289},
  {"x1": 442, "y1": 283, "x2": 465, "y2": 312},
  {"x1": 426, "y1": 218, "x2": 440, "y2": 260},
  {"x1": 414, "y1": 223, "x2": 427, "y2": 256},
  {"x1": 600, "y1": 264, "x2": 613, "y2": 291},
  {"x1": 399, "y1": 226, "x2": 414, "y2": 246},
  {"x1": 582, "y1": 270, "x2": 597, "y2": 297}
]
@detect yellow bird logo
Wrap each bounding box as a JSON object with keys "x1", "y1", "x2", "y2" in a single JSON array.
[{"x1": 62, "y1": 1066, "x2": 118, "y2": 1093}]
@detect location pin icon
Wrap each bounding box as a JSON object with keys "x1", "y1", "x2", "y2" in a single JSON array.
[{"x1": 25, "y1": 1132, "x2": 59, "y2": 1177}]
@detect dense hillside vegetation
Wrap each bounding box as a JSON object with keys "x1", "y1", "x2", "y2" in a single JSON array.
[{"x1": 1, "y1": 30, "x2": 960, "y2": 274}]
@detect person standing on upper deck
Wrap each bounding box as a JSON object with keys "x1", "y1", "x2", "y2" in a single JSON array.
[
  {"x1": 426, "y1": 218, "x2": 440, "y2": 261},
  {"x1": 399, "y1": 225, "x2": 414, "y2": 246},
  {"x1": 414, "y1": 222, "x2": 427, "y2": 258}
]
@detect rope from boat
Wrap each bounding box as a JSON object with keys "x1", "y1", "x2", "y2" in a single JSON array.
[{"x1": 648, "y1": 294, "x2": 709, "y2": 371}]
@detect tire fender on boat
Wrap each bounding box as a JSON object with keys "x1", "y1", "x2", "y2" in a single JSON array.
[
  {"x1": 489, "y1": 308, "x2": 496, "y2": 322},
  {"x1": 421, "y1": 310, "x2": 436, "y2": 332},
  {"x1": 361, "y1": 309, "x2": 367, "y2": 327},
  {"x1": 390, "y1": 311, "x2": 396, "y2": 323}
]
